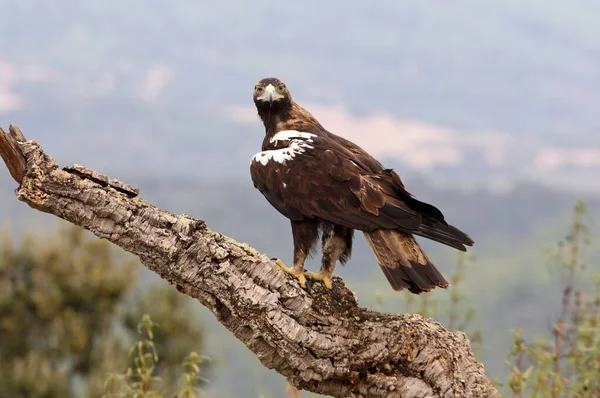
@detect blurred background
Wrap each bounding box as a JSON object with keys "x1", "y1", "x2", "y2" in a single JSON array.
[{"x1": 1, "y1": 1, "x2": 599, "y2": 397}]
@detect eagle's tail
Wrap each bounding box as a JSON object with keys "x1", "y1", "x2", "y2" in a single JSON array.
[
  {"x1": 364, "y1": 229, "x2": 448, "y2": 294},
  {"x1": 414, "y1": 221, "x2": 474, "y2": 252},
  {"x1": 400, "y1": 195, "x2": 474, "y2": 251}
]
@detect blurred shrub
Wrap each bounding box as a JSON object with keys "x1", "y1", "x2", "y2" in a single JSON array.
[
  {"x1": 102, "y1": 314, "x2": 210, "y2": 398},
  {"x1": 505, "y1": 201, "x2": 600, "y2": 397},
  {"x1": 0, "y1": 224, "x2": 209, "y2": 398}
]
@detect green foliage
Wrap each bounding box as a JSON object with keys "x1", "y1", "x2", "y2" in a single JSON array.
[
  {"x1": 0, "y1": 225, "x2": 209, "y2": 398},
  {"x1": 102, "y1": 314, "x2": 210, "y2": 398},
  {"x1": 178, "y1": 352, "x2": 211, "y2": 398},
  {"x1": 121, "y1": 285, "x2": 210, "y2": 386},
  {"x1": 504, "y1": 201, "x2": 600, "y2": 397}
]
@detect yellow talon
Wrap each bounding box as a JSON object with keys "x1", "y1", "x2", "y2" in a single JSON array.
[
  {"x1": 273, "y1": 258, "x2": 307, "y2": 288},
  {"x1": 304, "y1": 271, "x2": 334, "y2": 290}
]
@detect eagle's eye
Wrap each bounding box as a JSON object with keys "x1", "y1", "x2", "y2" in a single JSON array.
[
  {"x1": 277, "y1": 84, "x2": 286, "y2": 93},
  {"x1": 255, "y1": 86, "x2": 264, "y2": 93}
]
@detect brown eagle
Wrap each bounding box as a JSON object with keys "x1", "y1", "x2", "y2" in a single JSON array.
[{"x1": 250, "y1": 77, "x2": 474, "y2": 293}]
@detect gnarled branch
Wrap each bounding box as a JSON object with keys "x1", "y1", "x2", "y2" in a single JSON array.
[{"x1": 0, "y1": 125, "x2": 498, "y2": 398}]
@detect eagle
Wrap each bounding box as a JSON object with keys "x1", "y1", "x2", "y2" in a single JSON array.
[{"x1": 250, "y1": 77, "x2": 474, "y2": 293}]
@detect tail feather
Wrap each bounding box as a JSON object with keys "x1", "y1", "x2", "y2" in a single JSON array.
[
  {"x1": 364, "y1": 229, "x2": 448, "y2": 294},
  {"x1": 414, "y1": 221, "x2": 474, "y2": 252}
]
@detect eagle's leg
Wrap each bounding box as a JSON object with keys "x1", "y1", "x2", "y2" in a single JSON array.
[
  {"x1": 276, "y1": 219, "x2": 319, "y2": 288},
  {"x1": 305, "y1": 225, "x2": 354, "y2": 290}
]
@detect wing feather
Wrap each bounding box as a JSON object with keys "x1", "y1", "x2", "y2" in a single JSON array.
[
  {"x1": 250, "y1": 135, "x2": 422, "y2": 231},
  {"x1": 250, "y1": 131, "x2": 473, "y2": 250}
]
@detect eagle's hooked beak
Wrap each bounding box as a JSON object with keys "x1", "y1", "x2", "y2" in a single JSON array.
[
  {"x1": 265, "y1": 84, "x2": 277, "y2": 105},
  {"x1": 258, "y1": 84, "x2": 283, "y2": 105}
]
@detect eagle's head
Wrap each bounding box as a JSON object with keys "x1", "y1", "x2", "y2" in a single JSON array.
[{"x1": 253, "y1": 77, "x2": 292, "y2": 108}]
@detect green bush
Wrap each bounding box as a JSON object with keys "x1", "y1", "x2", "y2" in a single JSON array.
[
  {"x1": 504, "y1": 201, "x2": 600, "y2": 397},
  {"x1": 0, "y1": 225, "x2": 209, "y2": 398}
]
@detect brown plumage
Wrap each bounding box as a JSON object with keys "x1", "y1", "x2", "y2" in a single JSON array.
[{"x1": 250, "y1": 77, "x2": 474, "y2": 293}]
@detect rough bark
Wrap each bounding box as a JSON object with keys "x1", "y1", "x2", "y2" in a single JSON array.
[{"x1": 0, "y1": 125, "x2": 499, "y2": 398}]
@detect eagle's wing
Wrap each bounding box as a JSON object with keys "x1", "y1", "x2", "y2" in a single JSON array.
[
  {"x1": 250, "y1": 133, "x2": 423, "y2": 232},
  {"x1": 251, "y1": 131, "x2": 473, "y2": 251},
  {"x1": 327, "y1": 133, "x2": 474, "y2": 248}
]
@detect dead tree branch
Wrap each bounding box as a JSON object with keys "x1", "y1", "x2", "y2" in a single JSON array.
[{"x1": 0, "y1": 125, "x2": 498, "y2": 398}]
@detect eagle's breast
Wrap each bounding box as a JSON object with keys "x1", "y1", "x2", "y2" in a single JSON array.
[{"x1": 251, "y1": 130, "x2": 317, "y2": 166}]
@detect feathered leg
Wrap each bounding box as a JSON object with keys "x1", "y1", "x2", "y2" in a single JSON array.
[
  {"x1": 274, "y1": 219, "x2": 319, "y2": 288},
  {"x1": 305, "y1": 224, "x2": 354, "y2": 289}
]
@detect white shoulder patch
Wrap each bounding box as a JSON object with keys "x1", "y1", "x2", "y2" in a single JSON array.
[
  {"x1": 270, "y1": 130, "x2": 316, "y2": 143},
  {"x1": 252, "y1": 130, "x2": 317, "y2": 166}
]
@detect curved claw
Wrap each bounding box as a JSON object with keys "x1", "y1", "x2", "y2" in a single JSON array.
[
  {"x1": 272, "y1": 258, "x2": 307, "y2": 288},
  {"x1": 304, "y1": 271, "x2": 334, "y2": 290}
]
